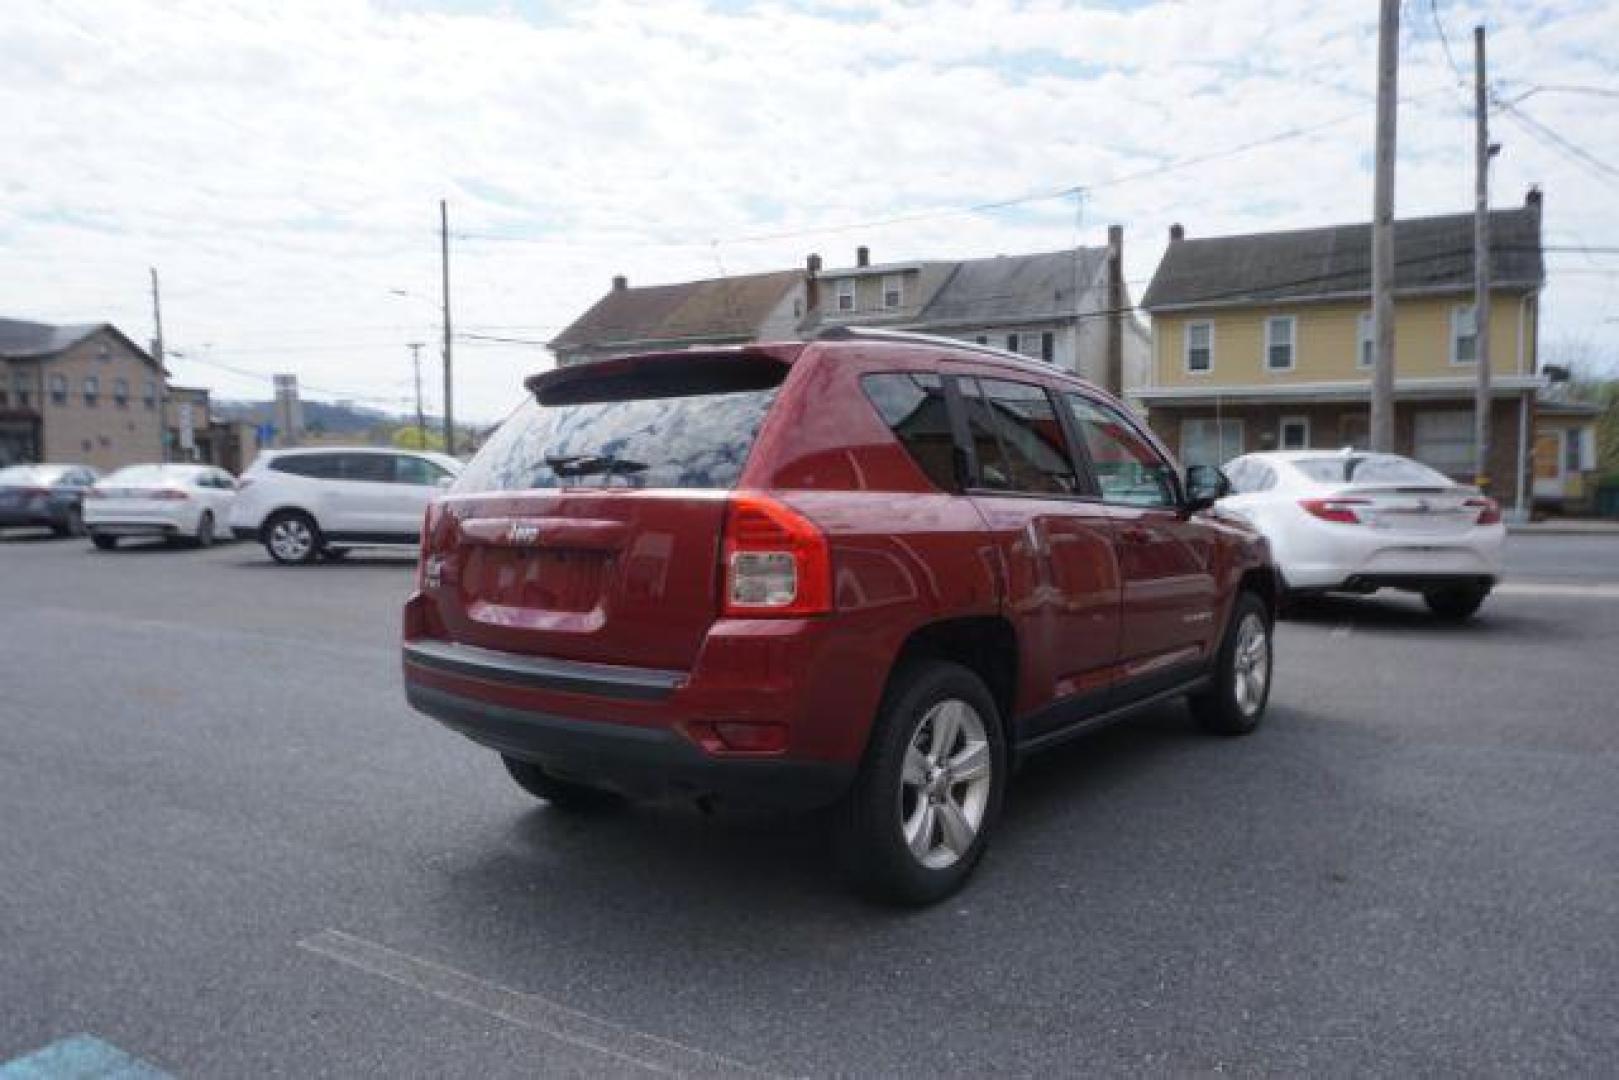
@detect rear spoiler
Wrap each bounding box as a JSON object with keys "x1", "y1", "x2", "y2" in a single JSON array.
[{"x1": 527, "y1": 345, "x2": 803, "y2": 406}]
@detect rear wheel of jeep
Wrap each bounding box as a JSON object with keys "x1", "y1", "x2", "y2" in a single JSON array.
[
  {"x1": 835, "y1": 660, "x2": 1006, "y2": 906},
  {"x1": 501, "y1": 755, "x2": 624, "y2": 812}
]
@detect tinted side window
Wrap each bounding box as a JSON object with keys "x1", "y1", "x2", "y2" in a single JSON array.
[
  {"x1": 959, "y1": 379, "x2": 1012, "y2": 492},
  {"x1": 1064, "y1": 394, "x2": 1177, "y2": 508},
  {"x1": 860, "y1": 373, "x2": 957, "y2": 491},
  {"x1": 394, "y1": 455, "x2": 449, "y2": 486},
  {"x1": 341, "y1": 454, "x2": 393, "y2": 483},
  {"x1": 271, "y1": 454, "x2": 341, "y2": 479},
  {"x1": 963, "y1": 378, "x2": 1079, "y2": 495}
]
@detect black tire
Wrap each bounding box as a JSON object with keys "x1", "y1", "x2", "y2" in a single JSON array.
[
  {"x1": 1424, "y1": 583, "x2": 1490, "y2": 620},
  {"x1": 54, "y1": 506, "x2": 86, "y2": 538},
  {"x1": 834, "y1": 660, "x2": 1007, "y2": 906},
  {"x1": 90, "y1": 532, "x2": 118, "y2": 551},
  {"x1": 501, "y1": 756, "x2": 624, "y2": 812},
  {"x1": 263, "y1": 510, "x2": 321, "y2": 565},
  {"x1": 194, "y1": 511, "x2": 215, "y2": 548},
  {"x1": 1188, "y1": 591, "x2": 1273, "y2": 736}
]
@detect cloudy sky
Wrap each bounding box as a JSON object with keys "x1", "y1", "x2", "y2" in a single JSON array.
[{"x1": 4, "y1": 0, "x2": 1617, "y2": 424}]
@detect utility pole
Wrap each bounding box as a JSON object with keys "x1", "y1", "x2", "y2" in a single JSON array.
[
  {"x1": 1369, "y1": 0, "x2": 1400, "y2": 453},
  {"x1": 440, "y1": 199, "x2": 455, "y2": 457},
  {"x1": 150, "y1": 267, "x2": 169, "y2": 463},
  {"x1": 408, "y1": 342, "x2": 426, "y2": 449},
  {"x1": 1472, "y1": 24, "x2": 1494, "y2": 492}
]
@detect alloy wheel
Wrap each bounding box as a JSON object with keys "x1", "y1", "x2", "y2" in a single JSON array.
[
  {"x1": 898, "y1": 699, "x2": 993, "y2": 870},
  {"x1": 1232, "y1": 612, "x2": 1270, "y2": 717},
  {"x1": 269, "y1": 517, "x2": 314, "y2": 562}
]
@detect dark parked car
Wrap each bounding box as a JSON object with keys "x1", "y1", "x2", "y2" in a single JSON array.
[
  {"x1": 403, "y1": 328, "x2": 1278, "y2": 904},
  {"x1": 0, "y1": 464, "x2": 99, "y2": 536}
]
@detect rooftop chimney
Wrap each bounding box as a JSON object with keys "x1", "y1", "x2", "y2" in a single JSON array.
[
  {"x1": 1105, "y1": 225, "x2": 1125, "y2": 397},
  {"x1": 612, "y1": 274, "x2": 628, "y2": 291},
  {"x1": 1526, "y1": 184, "x2": 1542, "y2": 210},
  {"x1": 804, "y1": 254, "x2": 822, "y2": 317},
  {"x1": 1169, "y1": 223, "x2": 1185, "y2": 242},
  {"x1": 856, "y1": 246, "x2": 870, "y2": 268}
]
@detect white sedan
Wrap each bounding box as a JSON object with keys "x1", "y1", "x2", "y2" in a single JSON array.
[
  {"x1": 84, "y1": 463, "x2": 238, "y2": 550},
  {"x1": 1216, "y1": 451, "x2": 1505, "y2": 619}
]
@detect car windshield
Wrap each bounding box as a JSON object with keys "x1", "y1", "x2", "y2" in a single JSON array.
[
  {"x1": 102, "y1": 464, "x2": 203, "y2": 486},
  {"x1": 0, "y1": 465, "x2": 66, "y2": 485},
  {"x1": 1291, "y1": 454, "x2": 1453, "y2": 487}
]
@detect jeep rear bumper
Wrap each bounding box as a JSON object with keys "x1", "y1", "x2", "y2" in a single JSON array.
[{"x1": 405, "y1": 680, "x2": 852, "y2": 810}]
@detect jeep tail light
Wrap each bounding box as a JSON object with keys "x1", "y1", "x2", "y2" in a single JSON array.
[
  {"x1": 721, "y1": 494, "x2": 831, "y2": 616},
  {"x1": 1465, "y1": 496, "x2": 1502, "y2": 525},
  {"x1": 1300, "y1": 497, "x2": 1370, "y2": 524}
]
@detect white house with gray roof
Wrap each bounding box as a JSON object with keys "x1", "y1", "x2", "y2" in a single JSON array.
[{"x1": 797, "y1": 237, "x2": 1149, "y2": 392}]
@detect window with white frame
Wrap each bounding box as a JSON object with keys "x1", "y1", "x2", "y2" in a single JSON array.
[
  {"x1": 1413, "y1": 410, "x2": 1475, "y2": 475},
  {"x1": 49, "y1": 373, "x2": 67, "y2": 405},
  {"x1": 1451, "y1": 305, "x2": 1477, "y2": 364},
  {"x1": 1185, "y1": 321, "x2": 1213, "y2": 373},
  {"x1": 836, "y1": 279, "x2": 855, "y2": 313},
  {"x1": 1357, "y1": 311, "x2": 1374, "y2": 369},
  {"x1": 1264, "y1": 316, "x2": 1295, "y2": 371},
  {"x1": 1181, "y1": 417, "x2": 1244, "y2": 468},
  {"x1": 113, "y1": 377, "x2": 130, "y2": 406},
  {"x1": 83, "y1": 375, "x2": 99, "y2": 405},
  {"x1": 144, "y1": 379, "x2": 157, "y2": 408},
  {"x1": 1279, "y1": 416, "x2": 1310, "y2": 450},
  {"x1": 881, "y1": 274, "x2": 902, "y2": 309},
  {"x1": 1010, "y1": 332, "x2": 1049, "y2": 362}
]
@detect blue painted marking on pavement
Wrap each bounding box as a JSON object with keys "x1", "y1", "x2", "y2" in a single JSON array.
[{"x1": 0, "y1": 1035, "x2": 170, "y2": 1079}]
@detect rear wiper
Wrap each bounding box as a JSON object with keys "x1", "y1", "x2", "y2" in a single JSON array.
[{"x1": 544, "y1": 453, "x2": 649, "y2": 482}]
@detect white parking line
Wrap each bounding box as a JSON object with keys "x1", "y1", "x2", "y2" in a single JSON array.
[
  {"x1": 1495, "y1": 582, "x2": 1619, "y2": 600},
  {"x1": 298, "y1": 929, "x2": 780, "y2": 1078}
]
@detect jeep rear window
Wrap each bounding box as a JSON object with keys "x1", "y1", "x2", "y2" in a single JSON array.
[{"x1": 456, "y1": 379, "x2": 781, "y2": 493}]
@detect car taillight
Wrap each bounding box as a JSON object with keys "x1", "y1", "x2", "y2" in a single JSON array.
[
  {"x1": 152, "y1": 489, "x2": 189, "y2": 501},
  {"x1": 1465, "y1": 496, "x2": 1502, "y2": 525},
  {"x1": 721, "y1": 494, "x2": 832, "y2": 616},
  {"x1": 1300, "y1": 497, "x2": 1370, "y2": 524}
]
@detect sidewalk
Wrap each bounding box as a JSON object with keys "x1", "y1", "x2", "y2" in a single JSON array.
[{"x1": 1508, "y1": 519, "x2": 1619, "y2": 535}]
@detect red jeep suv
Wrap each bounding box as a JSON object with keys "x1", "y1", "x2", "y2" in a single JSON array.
[{"x1": 403, "y1": 328, "x2": 1276, "y2": 904}]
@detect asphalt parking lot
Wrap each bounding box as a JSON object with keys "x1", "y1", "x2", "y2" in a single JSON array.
[{"x1": 1, "y1": 530, "x2": 1615, "y2": 1077}]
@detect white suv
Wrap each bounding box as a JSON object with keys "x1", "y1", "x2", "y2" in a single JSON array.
[{"x1": 230, "y1": 447, "x2": 462, "y2": 564}]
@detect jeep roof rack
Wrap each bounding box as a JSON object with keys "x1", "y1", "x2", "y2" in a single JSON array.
[{"x1": 813, "y1": 325, "x2": 1042, "y2": 368}]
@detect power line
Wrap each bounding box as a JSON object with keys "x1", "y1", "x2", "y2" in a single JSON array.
[
  {"x1": 1495, "y1": 101, "x2": 1619, "y2": 188},
  {"x1": 1428, "y1": 0, "x2": 1468, "y2": 87},
  {"x1": 1499, "y1": 84, "x2": 1619, "y2": 106},
  {"x1": 452, "y1": 90, "x2": 1455, "y2": 255}
]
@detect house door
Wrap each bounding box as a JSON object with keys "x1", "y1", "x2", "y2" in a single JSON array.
[{"x1": 1532, "y1": 431, "x2": 1563, "y2": 498}]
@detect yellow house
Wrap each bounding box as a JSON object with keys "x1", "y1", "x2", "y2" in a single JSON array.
[{"x1": 1132, "y1": 189, "x2": 1547, "y2": 512}]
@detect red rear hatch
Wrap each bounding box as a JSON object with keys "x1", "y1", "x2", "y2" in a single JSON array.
[{"x1": 424, "y1": 347, "x2": 798, "y2": 671}]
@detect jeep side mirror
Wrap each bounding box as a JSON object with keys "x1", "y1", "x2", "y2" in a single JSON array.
[{"x1": 1183, "y1": 465, "x2": 1230, "y2": 512}]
